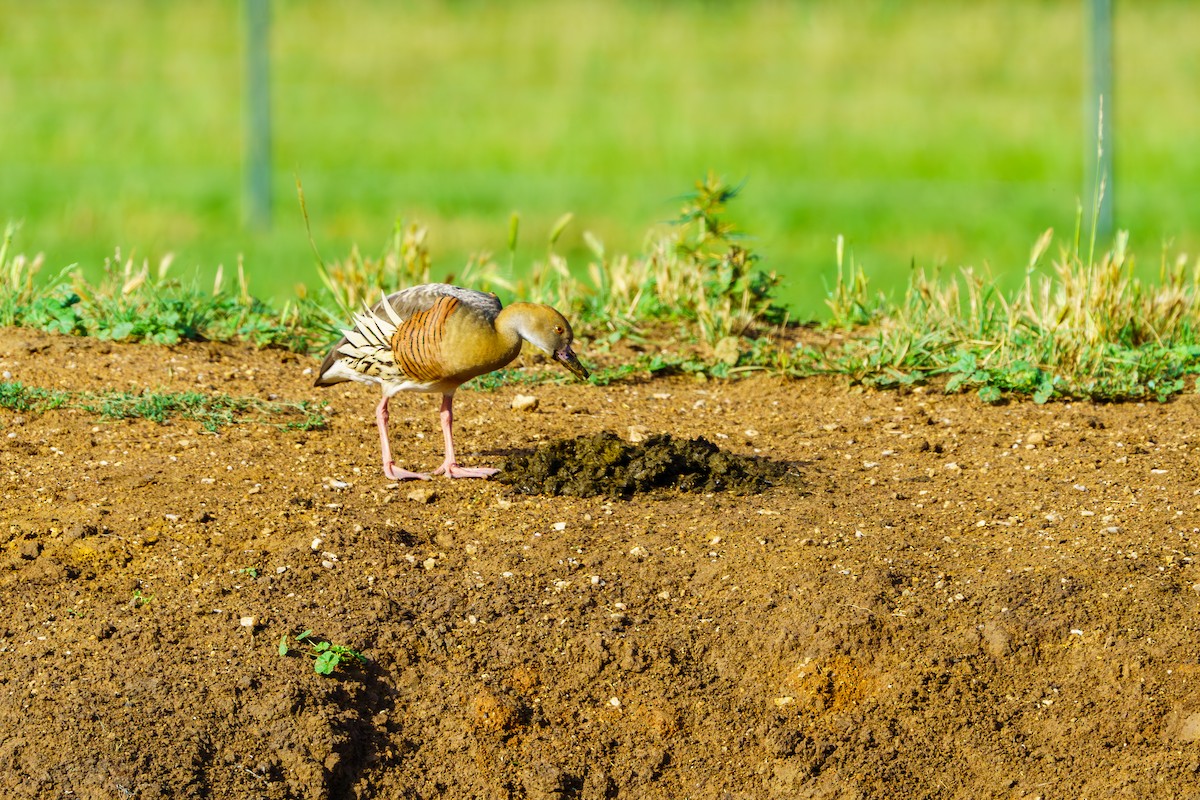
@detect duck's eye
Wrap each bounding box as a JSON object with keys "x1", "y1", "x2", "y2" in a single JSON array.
[{"x1": 554, "y1": 325, "x2": 564, "y2": 335}]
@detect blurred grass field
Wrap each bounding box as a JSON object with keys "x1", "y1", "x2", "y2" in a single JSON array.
[{"x1": 2, "y1": 0, "x2": 1199, "y2": 319}]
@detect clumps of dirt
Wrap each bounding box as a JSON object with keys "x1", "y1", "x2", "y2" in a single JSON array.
[{"x1": 498, "y1": 430, "x2": 798, "y2": 497}]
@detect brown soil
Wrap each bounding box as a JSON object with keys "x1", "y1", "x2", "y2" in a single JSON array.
[{"x1": 3, "y1": 327, "x2": 1200, "y2": 799}]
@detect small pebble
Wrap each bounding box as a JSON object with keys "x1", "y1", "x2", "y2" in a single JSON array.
[
  {"x1": 311, "y1": 537, "x2": 323, "y2": 551},
  {"x1": 407, "y1": 487, "x2": 437, "y2": 504},
  {"x1": 239, "y1": 616, "x2": 257, "y2": 629},
  {"x1": 511, "y1": 394, "x2": 539, "y2": 412}
]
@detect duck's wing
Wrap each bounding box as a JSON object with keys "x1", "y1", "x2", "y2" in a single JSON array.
[
  {"x1": 383, "y1": 283, "x2": 503, "y2": 322},
  {"x1": 314, "y1": 284, "x2": 503, "y2": 387}
]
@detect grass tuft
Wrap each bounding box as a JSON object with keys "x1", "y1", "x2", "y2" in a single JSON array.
[
  {"x1": 800, "y1": 226, "x2": 1200, "y2": 402},
  {"x1": 0, "y1": 381, "x2": 326, "y2": 432}
]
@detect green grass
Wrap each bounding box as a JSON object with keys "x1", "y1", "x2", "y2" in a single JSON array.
[
  {"x1": 5, "y1": 171, "x2": 1200, "y2": 405},
  {"x1": 3, "y1": 1, "x2": 1200, "y2": 318},
  {"x1": 793, "y1": 214, "x2": 1200, "y2": 403},
  {"x1": 0, "y1": 381, "x2": 327, "y2": 433}
]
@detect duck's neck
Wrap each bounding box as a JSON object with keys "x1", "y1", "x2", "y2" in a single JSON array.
[{"x1": 494, "y1": 302, "x2": 539, "y2": 346}]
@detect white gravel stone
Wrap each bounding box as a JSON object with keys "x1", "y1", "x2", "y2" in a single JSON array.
[{"x1": 511, "y1": 394, "x2": 539, "y2": 412}]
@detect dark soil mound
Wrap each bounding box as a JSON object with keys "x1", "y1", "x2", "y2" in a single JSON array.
[{"x1": 498, "y1": 430, "x2": 798, "y2": 497}]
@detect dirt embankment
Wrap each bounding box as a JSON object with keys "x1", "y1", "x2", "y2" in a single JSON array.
[{"x1": 2, "y1": 327, "x2": 1200, "y2": 799}]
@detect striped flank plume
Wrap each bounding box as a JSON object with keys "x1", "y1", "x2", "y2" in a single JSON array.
[{"x1": 392, "y1": 295, "x2": 458, "y2": 384}]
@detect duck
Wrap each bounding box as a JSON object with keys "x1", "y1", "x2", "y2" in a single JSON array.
[{"x1": 314, "y1": 283, "x2": 590, "y2": 480}]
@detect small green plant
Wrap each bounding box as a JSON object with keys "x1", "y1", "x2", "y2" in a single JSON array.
[
  {"x1": 0, "y1": 382, "x2": 71, "y2": 413},
  {"x1": 131, "y1": 588, "x2": 154, "y2": 607},
  {"x1": 279, "y1": 630, "x2": 367, "y2": 676},
  {"x1": 534, "y1": 173, "x2": 786, "y2": 344},
  {"x1": 80, "y1": 389, "x2": 326, "y2": 433},
  {"x1": 0, "y1": 381, "x2": 327, "y2": 432},
  {"x1": 825, "y1": 234, "x2": 885, "y2": 329}
]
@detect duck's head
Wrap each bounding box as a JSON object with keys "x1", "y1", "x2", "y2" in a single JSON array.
[{"x1": 515, "y1": 304, "x2": 590, "y2": 381}]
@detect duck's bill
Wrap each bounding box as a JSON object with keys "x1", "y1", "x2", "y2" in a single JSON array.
[{"x1": 555, "y1": 347, "x2": 590, "y2": 381}]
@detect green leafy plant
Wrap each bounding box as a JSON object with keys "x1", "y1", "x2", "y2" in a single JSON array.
[{"x1": 278, "y1": 630, "x2": 367, "y2": 676}]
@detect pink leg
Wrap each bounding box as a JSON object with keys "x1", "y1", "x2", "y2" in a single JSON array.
[
  {"x1": 431, "y1": 393, "x2": 498, "y2": 478},
  {"x1": 375, "y1": 394, "x2": 430, "y2": 481}
]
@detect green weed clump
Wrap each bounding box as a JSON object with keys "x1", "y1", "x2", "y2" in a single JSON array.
[
  {"x1": 571, "y1": 174, "x2": 788, "y2": 344},
  {"x1": 506, "y1": 174, "x2": 788, "y2": 345},
  {"x1": 1, "y1": 226, "x2": 322, "y2": 351},
  {"x1": 279, "y1": 630, "x2": 367, "y2": 676},
  {"x1": 0, "y1": 382, "x2": 325, "y2": 432},
  {"x1": 803, "y1": 222, "x2": 1200, "y2": 402}
]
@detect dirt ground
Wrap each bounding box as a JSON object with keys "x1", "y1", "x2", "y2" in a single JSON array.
[{"x1": 3, "y1": 326, "x2": 1200, "y2": 800}]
